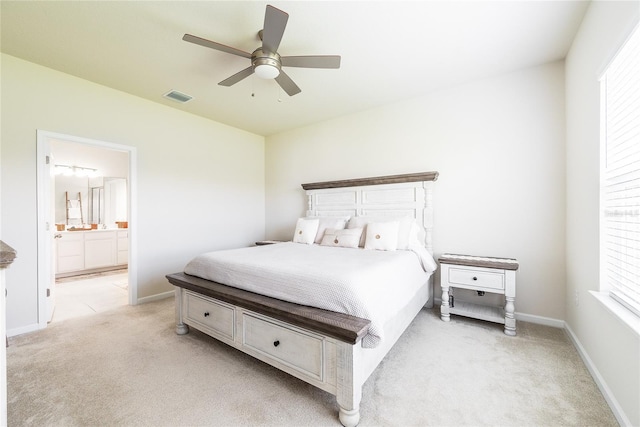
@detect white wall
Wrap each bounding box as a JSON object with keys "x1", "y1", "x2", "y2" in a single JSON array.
[
  {"x1": 265, "y1": 61, "x2": 566, "y2": 322},
  {"x1": 565, "y1": 1, "x2": 640, "y2": 426},
  {"x1": 1, "y1": 54, "x2": 265, "y2": 335}
]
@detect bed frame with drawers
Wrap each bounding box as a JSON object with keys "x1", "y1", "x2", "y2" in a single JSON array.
[{"x1": 166, "y1": 171, "x2": 438, "y2": 426}]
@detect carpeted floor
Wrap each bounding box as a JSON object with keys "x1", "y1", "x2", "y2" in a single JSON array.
[{"x1": 7, "y1": 297, "x2": 617, "y2": 426}]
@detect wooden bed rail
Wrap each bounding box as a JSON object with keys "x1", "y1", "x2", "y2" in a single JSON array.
[{"x1": 167, "y1": 272, "x2": 371, "y2": 344}]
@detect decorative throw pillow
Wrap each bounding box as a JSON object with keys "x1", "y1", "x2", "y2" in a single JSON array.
[
  {"x1": 364, "y1": 221, "x2": 400, "y2": 251},
  {"x1": 348, "y1": 216, "x2": 415, "y2": 249},
  {"x1": 306, "y1": 216, "x2": 350, "y2": 244},
  {"x1": 292, "y1": 218, "x2": 320, "y2": 245},
  {"x1": 320, "y1": 227, "x2": 363, "y2": 248}
]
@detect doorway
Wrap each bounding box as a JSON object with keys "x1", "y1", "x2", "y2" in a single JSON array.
[
  {"x1": 36, "y1": 130, "x2": 137, "y2": 328},
  {"x1": 52, "y1": 269, "x2": 128, "y2": 323}
]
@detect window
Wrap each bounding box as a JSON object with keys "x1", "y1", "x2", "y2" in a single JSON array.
[{"x1": 600, "y1": 24, "x2": 640, "y2": 317}]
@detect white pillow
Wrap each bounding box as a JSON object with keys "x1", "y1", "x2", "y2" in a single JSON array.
[
  {"x1": 320, "y1": 228, "x2": 363, "y2": 248},
  {"x1": 347, "y1": 216, "x2": 415, "y2": 249},
  {"x1": 306, "y1": 216, "x2": 350, "y2": 244},
  {"x1": 364, "y1": 221, "x2": 400, "y2": 251},
  {"x1": 292, "y1": 218, "x2": 320, "y2": 245}
]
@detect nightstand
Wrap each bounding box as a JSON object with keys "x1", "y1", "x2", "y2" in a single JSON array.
[{"x1": 439, "y1": 253, "x2": 519, "y2": 336}]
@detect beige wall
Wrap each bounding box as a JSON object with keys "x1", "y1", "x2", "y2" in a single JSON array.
[
  {"x1": 1, "y1": 54, "x2": 265, "y2": 335},
  {"x1": 265, "y1": 61, "x2": 566, "y2": 322},
  {"x1": 3, "y1": 3, "x2": 639, "y2": 422},
  {"x1": 565, "y1": 1, "x2": 640, "y2": 425}
]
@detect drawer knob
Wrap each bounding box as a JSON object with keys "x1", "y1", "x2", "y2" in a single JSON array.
[
  {"x1": 203, "y1": 312, "x2": 210, "y2": 317},
  {"x1": 472, "y1": 276, "x2": 478, "y2": 281},
  {"x1": 273, "y1": 340, "x2": 280, "y2": 347}
]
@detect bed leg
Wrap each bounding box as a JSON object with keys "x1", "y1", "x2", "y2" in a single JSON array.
[
  {"x1": 176, "y1": 322, "x2": 189, "y2": 335},
  {"x1": 336, "y1": 342, "x2": 362, "y2": 427},
  {"x1": 338, "y1": 407, "x2": 360, "y2": 427},
  {"x1": 175, "y1": 287, "x2": 190, "y2": 335}
]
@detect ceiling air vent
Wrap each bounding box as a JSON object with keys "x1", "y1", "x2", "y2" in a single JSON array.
[{"x1": 163, "y1": 90, "x2": 193, "y2": 103}]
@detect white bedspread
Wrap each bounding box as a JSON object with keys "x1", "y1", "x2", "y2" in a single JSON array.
[{"x1": 184, "y1": 242, "x2": 436, "y2": 348}]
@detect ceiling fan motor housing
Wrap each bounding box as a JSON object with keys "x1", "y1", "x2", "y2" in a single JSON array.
[{"x1": 252, "y1": 48, "x2": 281, "y2": 72}]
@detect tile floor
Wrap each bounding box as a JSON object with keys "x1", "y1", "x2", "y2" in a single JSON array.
[{"x1": 52, "y1": 269, "x2": 129, "y2": 323}]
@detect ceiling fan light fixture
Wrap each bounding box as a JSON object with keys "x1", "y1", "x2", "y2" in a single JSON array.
[
  {"x1": 255, "y1": 63, "x2": 280, "y2": 79},
  {"x1": 253, "y1": 50, "x2": 281, "y2": 79}
]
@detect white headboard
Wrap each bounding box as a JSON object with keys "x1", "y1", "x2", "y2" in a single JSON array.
[{"x1": 302, "y1": 172, "x2": 438, "y2": 254}]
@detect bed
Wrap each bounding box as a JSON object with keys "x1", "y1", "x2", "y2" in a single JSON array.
[{"x1": 166, "y1": 171, "x2": 438, "y2": 426}]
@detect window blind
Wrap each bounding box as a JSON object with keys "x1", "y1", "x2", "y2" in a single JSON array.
[{"x1": 601, "y1": 25, "x2": 640, "y2": 317}]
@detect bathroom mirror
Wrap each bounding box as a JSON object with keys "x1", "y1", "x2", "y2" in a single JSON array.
[{"x1": 56, "y1": 175, "x2": 127, "y2": 227}]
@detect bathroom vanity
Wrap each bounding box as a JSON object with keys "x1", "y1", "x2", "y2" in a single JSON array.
[{"x1": 55, "y1": 229, "x2": 128, "y2": 277}]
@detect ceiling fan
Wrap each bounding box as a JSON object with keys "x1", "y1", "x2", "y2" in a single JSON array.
[{"x1": 183, "y1": 4, "x2": 341, "y2": 96}]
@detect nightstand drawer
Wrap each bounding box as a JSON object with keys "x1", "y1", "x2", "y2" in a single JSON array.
[{"x1": 448, "y1": 267, "x2": 504, "y2": 290}]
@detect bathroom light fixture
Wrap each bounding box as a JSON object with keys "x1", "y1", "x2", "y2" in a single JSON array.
[{"x1": 55, "y1": 165, "x2": 98, "y2": 177}]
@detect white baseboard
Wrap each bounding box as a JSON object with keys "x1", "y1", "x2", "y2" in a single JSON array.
[
  {"x1": 7, "y1": 323, "x2": 42, "y2": 338},
  {"x1": 564, "y1": 323, "x2": 631, "y2": 427},
  {"x1": 136, "y1": 290, "x2": 174, "y2": 305},
  {"x1": 514, "y1": 312, "x2": 565, "y2": 328},
  {"x1": 433, "y1": 298, "x2": 565, "y2": 328}
]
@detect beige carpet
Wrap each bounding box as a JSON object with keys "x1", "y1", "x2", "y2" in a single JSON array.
[{"x1": 7, "y1": 297, "x2": 617, "y2": 426}]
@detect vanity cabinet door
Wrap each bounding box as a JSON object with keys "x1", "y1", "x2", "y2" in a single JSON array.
[
  {"x1": 117, "y1": 231, "x2": 128, "y2": 265},
  {"x1": 84, "y1": 231, "x2": 116, "y2": 269},
  {"x1": 56, "y1": 232, "x2": 84, "y2": 273}
]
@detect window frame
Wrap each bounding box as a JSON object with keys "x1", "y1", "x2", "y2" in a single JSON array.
[{"x1": 598, "y1": 22, "x2": 640, "y2": 324}]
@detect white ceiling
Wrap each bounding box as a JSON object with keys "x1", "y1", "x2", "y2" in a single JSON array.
[{"x1": 1, "y1": 1, "x2": 589, "y2": 136}]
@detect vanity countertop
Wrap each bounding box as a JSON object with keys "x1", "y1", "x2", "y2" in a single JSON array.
[
  {"x1": 60, "y1": 227, "x2": 127, "y2": 232},
  {"x1": 0, "y1": 240, "x2": 17, "y2": 268}
]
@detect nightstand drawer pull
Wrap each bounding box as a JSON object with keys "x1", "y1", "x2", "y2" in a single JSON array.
[
  {"x1": 472, "y1": 276, "x2": 478, "y2": 281},
  {"x1": 273, "y1": 340, "x2": 280, "y2": 347},
  {"x1": 203, "y1": 312, "x2": 210, "y2": 317}
]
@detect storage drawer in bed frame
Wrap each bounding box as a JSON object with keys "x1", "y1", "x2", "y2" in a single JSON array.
[
  {"x1": 181, "y1": 287, "x2": 328, "y2": 383},
  {"x1": 183, "y1": 291, "x2": 235, "y2": 341},
  {"x1": 242, "y1": 312, "x2": 325, "y2": 381},
  {"x1": 167, "y1": 273, "x2": 371, "y2": 395}
]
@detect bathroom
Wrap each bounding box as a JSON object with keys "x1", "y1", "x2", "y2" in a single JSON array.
[{"x1": 50, "y1": 138, "x2": 130, "y2": 322}]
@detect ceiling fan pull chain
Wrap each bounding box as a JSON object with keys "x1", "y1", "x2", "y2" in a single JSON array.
[{"x1": 251, "y1": 74, "x2": 256, "y2": 98}]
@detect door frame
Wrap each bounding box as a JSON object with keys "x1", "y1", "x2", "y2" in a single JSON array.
[{"x1": 36, "y1": 130, "x2": 138, "y2": 328}]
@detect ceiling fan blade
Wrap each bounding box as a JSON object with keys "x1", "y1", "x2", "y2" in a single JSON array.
[
  {"x1": 218, "y1": 66, "x2": 254, "y2": 87},
  {"x1": 262, "y1": 5, "x2": 288, "y2": 53},
  {"x1": 183, "y1": 34, "x2": 252, "y2": 59},
  {"x1": 275, "y1": 70, "x2": 301, "y2": 96},
  {"x1": 281, "y1": 55, "x2": 341, "y2": 69}
]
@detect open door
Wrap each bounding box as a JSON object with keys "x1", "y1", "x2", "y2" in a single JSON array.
[
  {"x1": 47, "y1": 154, "x2": 56, "y2": 322},
  {"x1": 36, "y1": 135, "x2": 56, "y2": 323}
]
